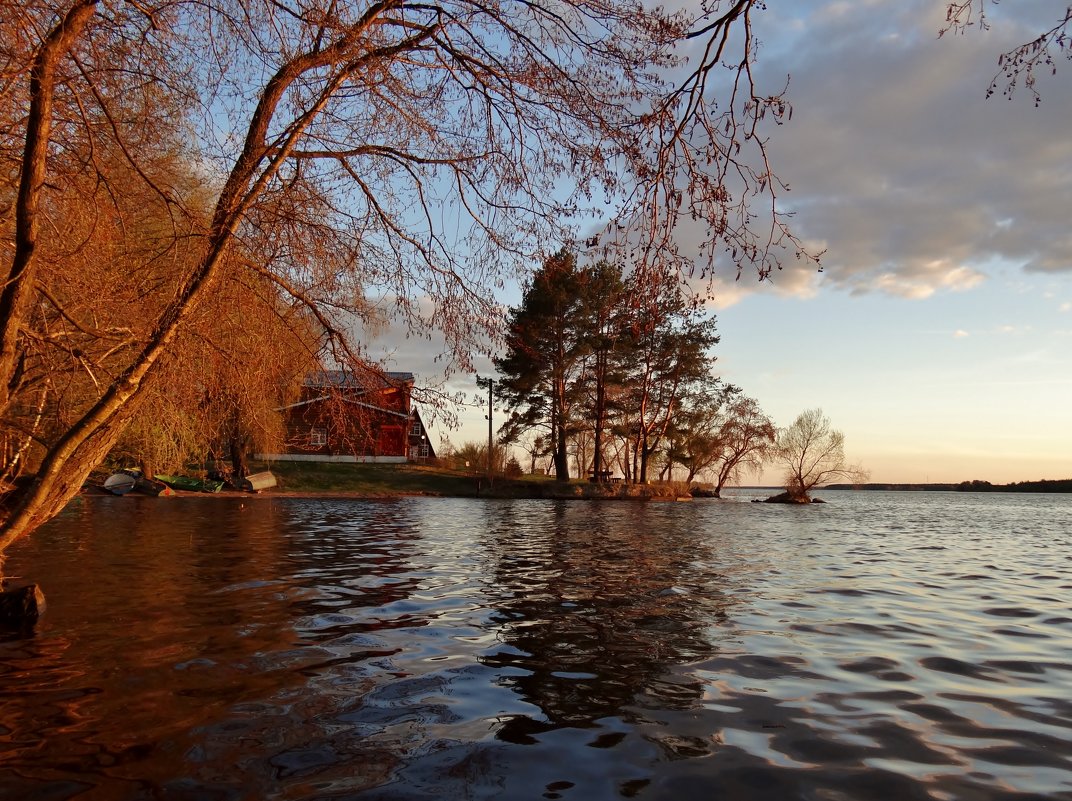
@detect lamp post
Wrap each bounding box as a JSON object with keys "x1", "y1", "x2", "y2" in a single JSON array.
[{"x1": 476, "y1": 376, "x2": 494, "y2": 474}]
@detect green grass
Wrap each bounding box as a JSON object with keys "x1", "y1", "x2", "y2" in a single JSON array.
[{"x1": 255, "y1": 461, "x2": 485, "y2": 496}]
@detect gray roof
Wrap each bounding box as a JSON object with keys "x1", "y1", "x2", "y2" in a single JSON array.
[{"x1": 304, "y1": 370, "x2": 414, "y2": 389}]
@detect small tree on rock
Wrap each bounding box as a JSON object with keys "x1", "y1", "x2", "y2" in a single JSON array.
[{"x1": 773, "y1": 409, "x2": 868, "y2": 501}]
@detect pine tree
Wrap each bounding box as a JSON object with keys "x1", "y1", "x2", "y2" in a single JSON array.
[
  {"x1": 617, "y1": 272, "x2": 720, "y2": 483},
  {"x1": 495, "y1": 252, "x2": 585, "y2": 481}
]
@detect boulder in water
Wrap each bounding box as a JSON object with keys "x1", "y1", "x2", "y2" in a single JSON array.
[
  {"x1": 763, "y1": 491, "x2": 813, "y2": 504},
  {"x1": 0, "y1": 583, "x2": 46, "y2": 628}
]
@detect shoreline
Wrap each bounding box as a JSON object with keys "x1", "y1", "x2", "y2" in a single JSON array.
[{"x1": 81, "y1": 482, "x2": 702, "y2": 503}]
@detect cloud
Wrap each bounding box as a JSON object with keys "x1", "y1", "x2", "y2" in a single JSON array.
[
  {"x1": 953, "y1": 329, "x2": 970, "y2": 338},
  {"x1": 851, "y1": 262, "x2": 987, "y2": 299},
  {"x1": 695, "y1": 260, "x2": 823, "y2": 309},
  {"x1": 678, "y1": 0, "x2": 1072, "y2": 301},
  {"x1": 1060, "y1": 302, "x2": 1072, "y2": 313}
]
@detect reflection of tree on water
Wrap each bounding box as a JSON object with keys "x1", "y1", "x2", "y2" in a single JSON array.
[
  {"x1": 280, "y1": 499, "x2": 426, "y2": 643},
  {"x1": 480, "y1": 501, "x2": 736, "y2": 743}
]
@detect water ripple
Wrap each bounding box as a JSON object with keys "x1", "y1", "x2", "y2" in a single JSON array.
[{"x1": 1, "y1": 492, "x2": 1071, "y2": 799}]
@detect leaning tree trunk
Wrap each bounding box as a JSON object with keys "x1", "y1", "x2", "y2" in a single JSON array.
[{"x1": 0, "y1": 389, "x2": 148, "y2": 556}]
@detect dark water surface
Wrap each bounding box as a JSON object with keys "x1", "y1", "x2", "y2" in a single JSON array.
[{"x1": 2, "y1": 491, "x2": 1071, "y2": 800}]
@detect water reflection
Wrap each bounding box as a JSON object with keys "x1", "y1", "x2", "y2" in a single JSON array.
[
  {"x1": 481, "y1": 501, "x2": 733, "y2": 741},
  {"x1": 0, "y1": 498, "x2": 306, "y2": 800},
  {"x1": 1, "y1": 493, "x2": 1071, "y2": 800}
]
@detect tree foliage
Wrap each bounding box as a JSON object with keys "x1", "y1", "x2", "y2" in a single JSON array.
[
  {"x1": 575, "y1": 261, "x2": 628, "y2": 480},
  {"x1": 667, "y1": 387, "x2": 774, "y2": 491},
  {"x1": 710, "y1": 393, "x2": 777, "y2": 494},
  {"x1": 616, "y1": 269, "x2": 720, "y2": 483},
  {"x1": 441, "y1": 439, "x2": 510, "y2": 475},
  {"x1": 496, "y1": 253, "x2": 728, "y2": 484},
  {"x1": 1, "y1": 0, "x2": 810, "y2": 548},
  {"x1": 495, "y1": 251, "x2": 586, "y2": 481}
]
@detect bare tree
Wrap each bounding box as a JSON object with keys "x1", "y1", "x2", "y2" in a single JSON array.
[
  {"x1": 773, "y1": 408, "x2": 867, "y2": 501},
  {"x1": 711, "y1": 394, "x2": 776, "y2": 495},
  {"x1": 2, "y1": 0, "x2": 808, "y2": 553},
  {"x1": 942, "y1": 1, "x2": 1072, "y2": 105},
  {"x1": 666, "y1": 387, "x2": 774, "y2": 491}
]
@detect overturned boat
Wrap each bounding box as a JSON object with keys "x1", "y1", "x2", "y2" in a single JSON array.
[{"x1": 103, "y1": 470, "x2": 139, "y2": 495}]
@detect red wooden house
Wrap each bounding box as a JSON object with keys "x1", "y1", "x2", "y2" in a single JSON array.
[{"x1": 262, "y1": 370, "x2": 436, "y2": 463}]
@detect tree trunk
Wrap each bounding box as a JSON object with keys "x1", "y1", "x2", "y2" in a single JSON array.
[
  {"x1": 0, "y1": 1, "x2": 101, "y2": 418},
  {"x1": 229, "y1": 415, "x2": 249, "y2": 479},
  {"x1": 592, "y1": 352, "x2": 606, "y2": 477},
  {"x1": 552, "y1": 374, "x2": 569, "y2": 481},
  {"x1": 553, "y1": 428, "x2": 569, "y2": 482},
  {"x1": 0, "y1": 391, "x2": 146, "y2": 553}
]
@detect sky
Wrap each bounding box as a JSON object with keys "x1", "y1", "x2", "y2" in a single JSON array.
[{"x1": 366, "y1": 0, "x2": 1072, "y2": 485}]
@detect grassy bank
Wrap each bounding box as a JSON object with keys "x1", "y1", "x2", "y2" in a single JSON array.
[
  {"x1": 257, "y1": 461, "x2": 695, "y2": 500},
  {"x1": 261, "y1": 461, "x2": 488, "y2": 496}
]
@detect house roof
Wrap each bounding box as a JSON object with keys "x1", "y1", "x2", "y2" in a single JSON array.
[{"x1": 303, "y1": 369, "x2": 415, "y2": 389}]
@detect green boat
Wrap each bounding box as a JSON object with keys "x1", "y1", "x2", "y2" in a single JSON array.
[{"x1": 154, "y1": 474, "x2": 225, "y2": 493}]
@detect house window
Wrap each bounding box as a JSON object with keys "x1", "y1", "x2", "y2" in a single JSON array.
[
  {"x1": 419, "y1": 443, "x2": 429, "y2": 458},
  {"x1": 410, "y1": 420, "x2": 421, "y2": 436},
  {"x1": 309, "y1": 427, "x2": 327, "y2": 447}
]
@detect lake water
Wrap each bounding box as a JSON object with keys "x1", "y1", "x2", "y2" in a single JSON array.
[{"x1": 1, "y1": 490, "x2": 1071, "y2": 800}]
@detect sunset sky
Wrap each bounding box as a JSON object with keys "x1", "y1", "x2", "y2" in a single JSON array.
[{"x1": 369, "y1": 0, "x2": 1072, "y2": 485}]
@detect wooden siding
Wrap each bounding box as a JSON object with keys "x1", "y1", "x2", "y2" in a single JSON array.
[{"x1": 277, "y1": 378, "x2": 435, "y2": 461}]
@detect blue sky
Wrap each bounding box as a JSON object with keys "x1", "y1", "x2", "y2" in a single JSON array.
[{"x1": 366, "y1": 0, "x2": 1072, "y2": 485}]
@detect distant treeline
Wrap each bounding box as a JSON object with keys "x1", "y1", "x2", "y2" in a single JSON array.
[{"x1": 826, "y1": 479, "x2": 1072, "y2": 493}]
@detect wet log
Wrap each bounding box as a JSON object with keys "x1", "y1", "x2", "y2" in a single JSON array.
[{"x1": 0, "y1": 583, "x2": 46, "y2": 628}]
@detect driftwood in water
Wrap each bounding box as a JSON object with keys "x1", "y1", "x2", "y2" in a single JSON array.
[{"x1": 0, "y1": 583, "x2": 46, "y2": 627}]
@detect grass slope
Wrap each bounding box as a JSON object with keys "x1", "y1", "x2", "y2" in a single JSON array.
[{"x1": 258, "y1": 461, "x2": 694, "y2": 500}]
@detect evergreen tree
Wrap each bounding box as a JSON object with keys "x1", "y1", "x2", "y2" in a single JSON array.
[
  {"x1": 495, "y1": 252, "x2": 585, "y2": 481},
  {"x1": 575, "y1": 261, "x2": 628, "y2": 480},
  {"x1": 617, "y1": 272, "x2": 720, "y2": 483}
]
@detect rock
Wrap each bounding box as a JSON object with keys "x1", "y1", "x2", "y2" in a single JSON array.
[
  {"x1": 689, "y1": 486, "x2": 720, "y2": 498},
  {"x1": 0, "y1": 584, "x2": 46, "y2": 628},
  {"x1": 763, "y1": 491, "x2": 813, "y2": 504}
]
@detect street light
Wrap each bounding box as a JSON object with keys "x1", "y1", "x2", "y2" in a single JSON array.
[{"x1": 476, "y1": 376, "x2": 494, "y2": 474}]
